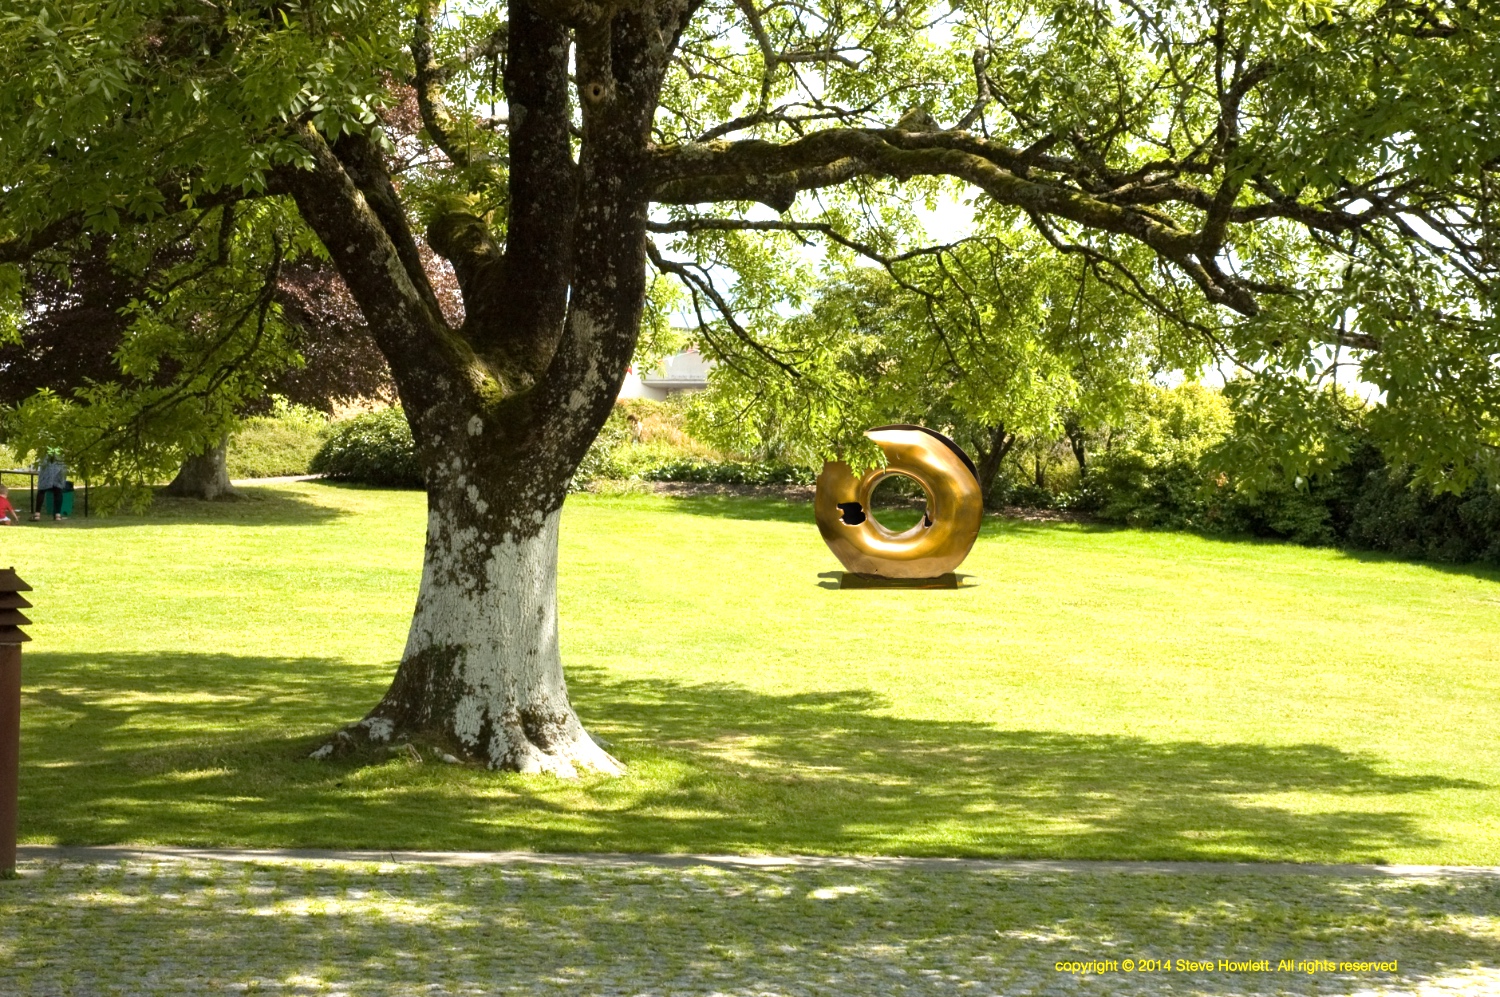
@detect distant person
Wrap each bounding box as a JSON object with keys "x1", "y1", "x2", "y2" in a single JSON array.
[
  {"x1": 0, "y1": 483, "x2": 16, "y2": 525},
  {"x1": 34, "y1": 448, "x2": 67, "y2": 522}
]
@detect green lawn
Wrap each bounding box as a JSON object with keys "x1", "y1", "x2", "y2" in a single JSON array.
[{"x1": 5, "y1": 482, "x2": 1499, "y2": 862}]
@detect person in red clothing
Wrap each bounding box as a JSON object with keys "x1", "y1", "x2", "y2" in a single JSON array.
[{"x1": 0, "y1": 483, "x2": 17, "y2": 525}]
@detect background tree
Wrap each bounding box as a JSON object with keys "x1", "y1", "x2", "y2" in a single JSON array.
[
  {"x1": 3, "y1": 202, "x2": 314, "y2": 501},
  {"x1": 0, "y1": 146, "x2": 447, "y2": 500},
  {"x1": 2, "y1": 0, "x2": 1496, "y2": 771},
  {"x1": 684, "y1": 226, "x2": 1194, "y2": 505}
]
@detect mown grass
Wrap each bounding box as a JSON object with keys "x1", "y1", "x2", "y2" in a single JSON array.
[
  {"x1": 4, "y1": 482, "x2": 1499, "y2": 862},
  {"x1": 226, "y1": 410, "x2": 328, "y2": 479}
]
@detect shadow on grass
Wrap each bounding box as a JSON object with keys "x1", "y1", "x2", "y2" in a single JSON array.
[
  {"x1": 17, "y1": 652, "x2": 1482, "y2": 863},
  {"x1": 3, "y1": 860, "x2": 1498, "y2": 996},
  {"x1": 49, "y1": 485, "x2": 351, "y2": 529},
  {"x1": 5, "y1": 860, "x2": 1498, "y2": 997},
  {"x1": 1330, "y1": 545, "x2": 1500, "y2": 584}
]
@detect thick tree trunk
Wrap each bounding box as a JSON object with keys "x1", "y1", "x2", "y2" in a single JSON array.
[
  {"x1": 285, "y1": 0, "x2": 691, "y2": 775},
  {"x1": 307, "y1": 399, "x2": 625, "y2": 774},
  {"x1": 165, "y1": 435, "x2": 240, "y2": 500},
  {"x1": 348, "y1": 443, "x2": 621, "y2": 774}
]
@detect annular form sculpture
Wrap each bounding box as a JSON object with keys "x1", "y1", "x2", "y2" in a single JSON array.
[{"x1": 814, "y1": 425, "x2": 984, "y2": 579}]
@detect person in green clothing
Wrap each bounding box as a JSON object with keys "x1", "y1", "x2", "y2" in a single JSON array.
[{"x1": 33, "y1": 448, "x2": 67, "y2": 522}]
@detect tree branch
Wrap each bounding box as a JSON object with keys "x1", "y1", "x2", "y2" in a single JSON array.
[
  {"x1": 650, "y1": 127, "x2": 1272, "y2": 312},
  {"x1": 277, "y1": 125, "x2": 469, "y2": 411},
  {"x1": 646, "y1": 240, "x2": 801, "y2": 377}
]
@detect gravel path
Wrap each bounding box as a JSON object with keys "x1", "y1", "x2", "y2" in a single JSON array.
[{"x1": 4, "y1": 850, "x2": 1497, "y2": 995}]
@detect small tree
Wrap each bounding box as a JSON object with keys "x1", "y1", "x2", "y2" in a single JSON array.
[
  {"x1": 685, "y1": 228, "x2": 1196, "y2": 505},
  {"x1": 1, "y1": 210, "x2": 409, "y2": 500}
]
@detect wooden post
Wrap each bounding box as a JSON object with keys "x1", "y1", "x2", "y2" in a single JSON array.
[{"x1": 0, "y1": 567, "x2": 33, "y2": 878}]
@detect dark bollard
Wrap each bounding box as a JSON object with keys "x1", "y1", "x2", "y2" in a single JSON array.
[{"x1": 0, "y1": 567, "x2": 32, "y2": 877}]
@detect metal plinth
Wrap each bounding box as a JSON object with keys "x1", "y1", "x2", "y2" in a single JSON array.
[
  {"x1": 839, "y1": 572, "x2": 959, "y2": 589},
  {"x1": 0, "y1": 644, "x2": 19, "y2": 876}
]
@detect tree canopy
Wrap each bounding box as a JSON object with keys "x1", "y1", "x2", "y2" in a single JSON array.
[
  {"x1": 0, "y1": 208, "x2": 401, "y2": 494},
  {"x1": 7, "y1": 0, "x2": 1494, "y2": 484}
]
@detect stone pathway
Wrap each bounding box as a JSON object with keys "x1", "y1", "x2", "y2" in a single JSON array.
[{"x1": 4, "y1": 849, "x2": 1498, "y2": 995}]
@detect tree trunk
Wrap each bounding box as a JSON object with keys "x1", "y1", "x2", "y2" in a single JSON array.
[
  {"x1": 1064, "y1": 420, "x2": 1088, "y2": 480},
  {"x1": 973, "y1": 423, "x2": 1016, "y2": 508},
  {"x1": 1034, "y1": 453, "x2": 1046, "y2": 491},
  {"x1": 165, "y1": 435, "x2": 240, "y2": 500},
  {"x1": 322, "y1": 415, "x2": 623, "y2": 774},
  {"x1": 281, "y1": 0, "x2": 690, "y2": 774}
]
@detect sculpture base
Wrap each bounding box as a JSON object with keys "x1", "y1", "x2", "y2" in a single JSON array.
[{"x1": 839, "y1": 572, "x2": 958, "y2": 589}]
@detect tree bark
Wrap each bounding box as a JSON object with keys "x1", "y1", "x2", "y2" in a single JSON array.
[
  {"x1": 1064, "y1": 420, "x2": 1087, "y2": 480},
  {"x1": 165, "y1": 435, "x2": 240, "y2": 501},
  {"x1": 973, "y1": 423, "x2": 1016, "y2": 508},
  {"x1": 334, "y1": 435, "x2": 621, "y2": 775},
  {"x1": 283, "y1": 148, "x2": 628, "y2": 770}
]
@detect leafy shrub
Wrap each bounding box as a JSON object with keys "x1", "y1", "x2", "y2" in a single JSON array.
[
  {"x1": 228, "y1": 399, "x2": 329, "y2": 479},
  {"x1": 569, "y1": 426, "x2": 812, "y2": 490},
  {"x1": 1080, "y1": 382, "x2": 1500, "y2": 562},
  {"x1": 568, "y1": 399, "x2": 813, "y2": 490},
  {"x1": 989, "y1": 480, "x2": 1056, "y2": 509},
  {"x1": 1341, "y1": 445, "x2": 1500, "y2": 564},
  {"x1": 1075, "y1": 382, "x2": 1341, "y2": 544},
  {"x1": 569, "y1": 422, "x2": 630, "y2": 491},
  {"x1": 1211, "y1": 479, "x2": 1340, "y2": 546},
  {"x1": 604, "y1": 439, "x2": 705, "y2": 480},
  {"x1": 1080, "y1": 383, "x2": 1233, "y2": 528},
  {"x1": 310, "y1": 407, "x2": 423, "y2": 487},
  {"x1": 1081, "y1": 382, "x2": 1354, "y2": 544},
  {"x1": 642, "y1": 458, "x2": 813, "y2": 486}
]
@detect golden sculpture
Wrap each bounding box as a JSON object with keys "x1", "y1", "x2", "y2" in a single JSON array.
[{"x1": 814, "y1": 425, "x2": 983, "y2": 583}]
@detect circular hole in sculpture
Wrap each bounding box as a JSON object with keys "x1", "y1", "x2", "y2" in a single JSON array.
[{"x1": 867, "y1": 472, "x2": 931, "y2": 534}]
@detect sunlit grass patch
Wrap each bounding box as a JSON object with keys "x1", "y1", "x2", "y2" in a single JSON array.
[{"x1": 4, "y1": 482, "x2": 1499, "y2": 861}]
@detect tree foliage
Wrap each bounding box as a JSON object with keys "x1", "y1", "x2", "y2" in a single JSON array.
[
  {"x1": 685, "y1": 223, "x2": 1203, "y2": 497},
  {"x1": 2, "y1": 0, "x2": 1495, "y2": 481},
  {"x1": 2, "y1": 202, "x2": 310, "y2": 496},
  {"x1": 0, "y1": 214, "x2": 400, "y2": 490}
]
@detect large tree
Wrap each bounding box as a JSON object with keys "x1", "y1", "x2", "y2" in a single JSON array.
[
  {"x1": 2, "y1": 0, "x2": 1496, "y2": 771},
  {"x1": 0, "y1": 195, "x2": 408, "y2": 501}
]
